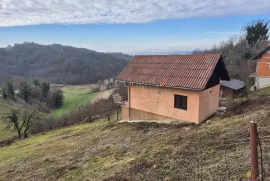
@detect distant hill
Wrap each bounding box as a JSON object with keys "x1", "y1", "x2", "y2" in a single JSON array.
[{"x1": 0, "y1": 43, "x2": 132, "y2": 84}]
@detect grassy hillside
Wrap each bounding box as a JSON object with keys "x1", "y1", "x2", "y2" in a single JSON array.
[
  {"x1": 0, "y1": 102, "x2": 16, "y2": 142},
  {"x1": 53, "y1": 85, "x2": 99, "y2": 117},
  {"x1": 1, "y1": 93, "x2": 270, "y2": 180}
]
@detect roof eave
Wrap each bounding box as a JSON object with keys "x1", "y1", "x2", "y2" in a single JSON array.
[
  {"x1": 116, "y1": 80, "x2": 202, "y2": 91},
  {"x1": 252, "y1": 45, "x2": 270, "y2": 60}
]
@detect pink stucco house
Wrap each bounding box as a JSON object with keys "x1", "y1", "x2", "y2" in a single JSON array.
[{"x1": 116, "y1": 54, "x2": 229, "y2": 124}]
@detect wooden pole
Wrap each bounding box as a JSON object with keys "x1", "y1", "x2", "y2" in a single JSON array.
[
  {"x1": 249, "y1": 121, "x2": 259, "y2": 181},
  {"x1": 116, "y1": 106, "x2": 119, "y2": 121}
]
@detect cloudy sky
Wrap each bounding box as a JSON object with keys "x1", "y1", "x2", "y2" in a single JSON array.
[{"x1": 0, "y1": 0, "x2": 270, "y2": 54}]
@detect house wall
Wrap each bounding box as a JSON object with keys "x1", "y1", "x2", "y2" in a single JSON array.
[
  {"x1": 257, "y1": 51, "x2": 270, "y2": 76},
  {"x1": 122, "y1": 85, "x2": 220, "y2": 124},
  {"x1": 122, "y1": 106, "x2": 177, "y2": 122},
  {"x1": 255, "y1": 51, "x2": 270, "y2": 89},
  {"x1": 199, "y1": 85, "x2": 220, "y2": 123},
  {"x1": 257, "y1": 77, "x2": 270, "y2": 89},
  {"x1": 128, "y1": 85, "x2": 200, "y2": 123}
]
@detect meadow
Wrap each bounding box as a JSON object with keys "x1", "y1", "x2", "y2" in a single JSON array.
[{"x1": 53, "y1": 85, "x2": 99, "y2": 117}]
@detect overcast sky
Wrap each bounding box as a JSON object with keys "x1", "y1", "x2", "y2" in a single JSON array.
[{"x1": 0, "y1": 0, "x2": 270, "y2": 54}]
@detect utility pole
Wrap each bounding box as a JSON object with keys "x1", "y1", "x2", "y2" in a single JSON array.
[{"x1": 249, "y1": 121, "x2": 259, "y2": 181}]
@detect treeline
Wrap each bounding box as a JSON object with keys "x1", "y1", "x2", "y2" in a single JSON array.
[
  {"x1": 192, "y1": 19, "x2": 269, "y2": 87},
  {"x1": 0, "y1": 79, "x2": 64, "y2": 109},
  {"x1": 0, "y1": 43, "x2": 131, "y2": 84}
]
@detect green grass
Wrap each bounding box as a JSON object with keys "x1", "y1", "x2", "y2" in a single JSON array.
[
  {"x1": 53, "y1": 85, "x2": 99, "y2": 117},
  {"x1": 254, "y1": 86, "x2": 270, "y2": 95},
  {"x1": 0, "y1": 102, "x2": 16, "y2": 142}
]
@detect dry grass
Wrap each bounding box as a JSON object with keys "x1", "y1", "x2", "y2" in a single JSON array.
[
  {"x1": 0, "y1": 101, "x2": 16, "y2": 142},
  {"x1": 1, "y1": 90, "x2": 270, "y2": 181}
]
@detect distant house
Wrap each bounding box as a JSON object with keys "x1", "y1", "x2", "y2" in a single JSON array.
[
  {"x1": 220, "y1": 79, "x2": 245, "y2": 99},
  {"x1": 14, "y1": 89, "x2": 20, "y2": 94},
  {"x1": 250, "y1": 45, "x2": 270, "y2": 89},
  {"x1": 116, "y1": 54, "x2": 229, "y2": 124}
]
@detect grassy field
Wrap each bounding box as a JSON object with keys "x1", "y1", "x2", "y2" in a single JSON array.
[
  {"x1": 0, "y1": 102, "x2": 16, "y2": 142},
  {"x1": 1, "y1": 93, "x2": 270, "y2": 180},
  {"x1": 53, "y1": 85, "x2": 99, "y2": 117}
]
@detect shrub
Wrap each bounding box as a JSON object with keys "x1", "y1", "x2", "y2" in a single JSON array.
[
  {"x1": 19, "y1": 81, "x2": 32, "y2": 102},
  {"x1": 52, "y1": 89, "x2": 64, "y2": 108},
  {"x1": 0, "y1": 86, "x2": 7, "y2": 99},
  {"x1": 90, "y1": 86, "x2": 100, "y2": 93}
]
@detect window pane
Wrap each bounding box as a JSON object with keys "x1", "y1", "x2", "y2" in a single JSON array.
[{"x1": 174, "y1": 94, "x2": 187, "y2": 110}]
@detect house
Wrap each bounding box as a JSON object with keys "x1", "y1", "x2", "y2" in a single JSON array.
[
  {"x1": 116, "y1": 54, "x2": 229, "y2": 124},
  {"x1": 220, "y1": 79, "x2": 245, "y2": 99},
  {"x1": 250, "y1": 45, "x2": 270, "y2": 89}
]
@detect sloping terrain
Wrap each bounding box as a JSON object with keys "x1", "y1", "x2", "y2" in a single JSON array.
[
  {"x1": 0, "y1": 91, "x2": 270, "y2": 181},
  {"x1": 0, "y1": 102, "x2": 16, "y2": 142},
  {"x1": 0, "y1": 43, "x2": 131, "y2": 84},
  {"x1": 53, "y1": 85, "x2": 99, "y2": 117}
]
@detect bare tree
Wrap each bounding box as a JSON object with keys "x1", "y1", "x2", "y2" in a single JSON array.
[{"x1": 4, "y1": 109, "x2": 39, "y2": 139}]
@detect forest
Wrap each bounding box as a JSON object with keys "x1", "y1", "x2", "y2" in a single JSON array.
[{"x1": 0, "y1": 43, "x2": 131, "y2": 84}]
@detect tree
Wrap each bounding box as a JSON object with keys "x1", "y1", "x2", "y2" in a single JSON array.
[
  {"x1": 52, "y1": 89, "x2": 64, "y2": 108},
  {"x1": 20, "y1": 81, "x2": 32, "y2": 102},
  {"x1": 4, "y1": 109, "x2": 39, "y2": 139},
  {"x1": 0, "y1": 86, "x2": 7, "y2": 99},
  {"x1": 40, "y1": 81, "x2": 50, "y2": 98},
  {"x1": 6, "y1": 80, "x2": 15, "y2": 100},
  {"x1": 33, "y1": 79, "x2": 40, "y2": 87},
  {"x1": 245, "y1": 20, "x2": 269, "y2": 46}
]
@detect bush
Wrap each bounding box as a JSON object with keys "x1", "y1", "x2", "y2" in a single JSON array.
[
  {"x1": 90, "y1": 86, "x2": 100, "y2": 93},
  {"x1": 19, "y1": 81, "x2": 32, "y2": 102},
  {"x1": 30, "y1": 97, "x2": 118, "y2": 134},
  {"x1": 52, "y1": 89, "x2": 64, "y2": 108},
  {"x1": 0, "y1": 86, "x2": 7, "y2": 99}
]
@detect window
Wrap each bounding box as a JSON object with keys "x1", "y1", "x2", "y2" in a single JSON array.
[{"x1": 174, "y1": 95, "x2": 187, "y2": 110}]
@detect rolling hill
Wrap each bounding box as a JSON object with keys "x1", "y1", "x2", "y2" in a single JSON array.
[{"x1": 0, "y1": 43, "x2": 132, "y2": 84}]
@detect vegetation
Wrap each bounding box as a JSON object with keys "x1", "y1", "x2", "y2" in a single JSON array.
[
  {"x1": 40, "y1": 81, "x2": 50, "y2": 98},
  {"x1": 51, "y1": 89, "x2": 64, "y2": 108},
  {"x1": 0, "y1": 86, "x2": 7, "y2": 99},
  {"x1": 53, "y1": 85, "x2": 99, "y2": 117},
  {"x1": 0, "y1": 103, "x2": 16, "y2": 142},
  {"x1": 3, "y1": 109, "x2": 39, "y2": 139},
  {"x1": 33, "y1": 79, "x2": 40, "y2": 87},
  {"x1": 1, "y1": 91, "x2": 270, "y2": 180},
  {"x1": 19, "y1": 81, "x2": 32, "y2": 102},
  {"x1": 245, "y1": 20, "x2": 269, "y2": 46},
  {"x1": 6, "y1": 80, "x2": 15, "y2": 100},
  {"x1": 193, "y1": 19, "x2": 269, "y2": 87},
  {"x1": 0, "y1": 43, "x2": 131, "y2": 84}
]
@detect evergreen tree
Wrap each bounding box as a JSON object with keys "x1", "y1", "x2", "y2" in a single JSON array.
[
  {"x1": 40, "y1": 81, "x2": 50, "y2": 98},
  {"x1": 245, "y1": 20, "x2": 269, "y2": 46},
  {"x1": 52, "y1": 89, "x2": 64, "y2": 108},
  {"x1": 20, "y1": 81, "x2": 32, "y2": 102},
  {"x1": 6, "y1": 80, "x2": 15, "y2": 100}
]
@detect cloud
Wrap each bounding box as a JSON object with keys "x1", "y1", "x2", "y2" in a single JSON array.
[{"x1": 0, "y1": 0, "x2": 269, "y2": 27}]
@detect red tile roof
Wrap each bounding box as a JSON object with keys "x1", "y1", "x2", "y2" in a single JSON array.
[{"x1": 116, "y1": 54, "x2": 227, "y2": 90}]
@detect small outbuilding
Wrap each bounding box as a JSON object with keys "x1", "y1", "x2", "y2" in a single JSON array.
[
  {"x1": 116, "y1": 54, "x2": 230, "y2": 124},
  {"x1": 220, "y1": 79, "x2": 245, "y2": 99}
]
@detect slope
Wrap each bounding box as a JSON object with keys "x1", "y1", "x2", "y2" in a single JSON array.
[
  {"x1": 1, "y1": 92, "x2": 270, "y2": 180},
  {"x1": 0, "y1": 43, "x2": 131, "y2": 84}
]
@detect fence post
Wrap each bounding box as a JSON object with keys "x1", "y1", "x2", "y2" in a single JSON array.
[
  {"x1": 249, "y1": 121, "x2": 259, "y2": 181},
  {"x1": 116, "y1": 106, "x2": 119, "y2": 121}
]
